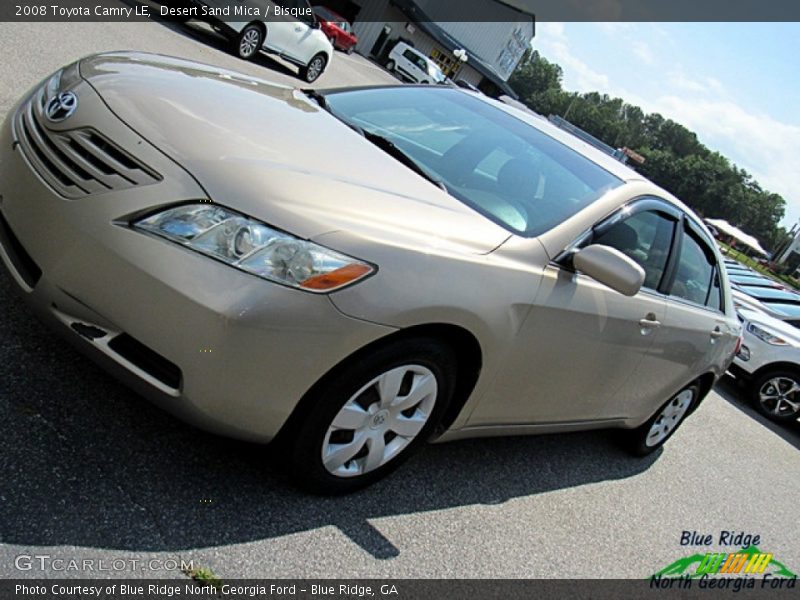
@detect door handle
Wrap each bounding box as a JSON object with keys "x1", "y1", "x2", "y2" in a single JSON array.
[
  {"x1": 639, "y1": 313, "x2": 661, "y2": 328},
  {"x1": 710, "y1": 327, "x2": 724, "y2": 339}
]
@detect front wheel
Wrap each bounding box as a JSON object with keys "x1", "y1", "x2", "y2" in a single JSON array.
[
  {"x1": 283, "y1": 338, "x2": 456, "y2": 494},
  {"x1": 752, "y1": 370, "x2": 800, "y2": 422},
  {"x1": 300, "y1": 53, "x2": 327, "y2": 83},
  {"x1": 625, "y1": 383, "x2": 699, "y2": 456},
  {"x1": 233, "y1": 24, "x2": 264, "y2": 60}
]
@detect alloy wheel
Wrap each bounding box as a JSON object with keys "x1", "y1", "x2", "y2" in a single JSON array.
[
  {"x1": 758, "y1": 377, "x2": 800, "y2": 417},
  {"x1": 306, "y1": 57, "x2": 324, "y2": 82},
  {"x1": 239, "y1": 28, "x2": 261, "y2": 58},
  {"x1": 321, "y1": 364, "x2": 437, "y2": 477}
]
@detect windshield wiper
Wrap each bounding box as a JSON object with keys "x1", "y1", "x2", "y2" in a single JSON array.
[
  {"x1": 302, "y1": 90, "x2": 448, "y2": 193},
  {"x1": 302, "y1": 89, "x2": 365, "y2": 136},
  {"x1": 361, "y1": 130, "x2": 449, "y2": 193}
]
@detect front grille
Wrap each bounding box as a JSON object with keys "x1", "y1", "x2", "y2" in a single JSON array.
[
  {"x1": 14, "y1": 87, "x2": 161, "y2": 198},
  {"x1": 0, "y1": 211, "x2": 42, "y2": 288},
  {"x1": 108, "y1": 333, "x2": 182, "y2": 390}
]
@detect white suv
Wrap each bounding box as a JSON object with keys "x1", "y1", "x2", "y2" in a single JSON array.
[
  {"x1": 386, "y1": 42, "x2": 446, "y2": 85},
  {"x1": 732, "y1": 308, "x2": 800, "y2": 422},
  {"x1": 193, "y1": 0, "x2": 333, "y2": 82}
]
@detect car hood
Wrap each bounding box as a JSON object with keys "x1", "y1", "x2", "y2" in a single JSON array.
[
  {"x1": 79, "y1": 52, "x2": 510, "y2": 254},
  {"x1": 740, "y1": 308, "x2": 800, "y2": 346}
]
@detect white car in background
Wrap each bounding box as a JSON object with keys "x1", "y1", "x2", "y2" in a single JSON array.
[
  {"x1": 177, "y1": 0, "x2": 333, "y2": 82},
  {"x1": 386, "y1": 42, "x2": 446, "y2": 85},
  {"x1": 732, "y1": 308, "x2": 800, "y2": 422}
]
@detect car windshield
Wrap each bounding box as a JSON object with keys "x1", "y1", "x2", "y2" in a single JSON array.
[
  {"x1": 763, "y1": 302, "x2": 800, "y2": 318},
  {"x1": 323, "y1": 87, "x2": 623, "y2": 236},
  {"x1": 427, "y1": 63, "x2": 447, "y2": 83},
  {"x1": 739, "y1": 286, "x2": 800, "y2": 303}
]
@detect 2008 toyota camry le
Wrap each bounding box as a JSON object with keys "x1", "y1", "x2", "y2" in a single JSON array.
[{"x1": 0, "y1": 52, "x2": 741, "y2": 493}]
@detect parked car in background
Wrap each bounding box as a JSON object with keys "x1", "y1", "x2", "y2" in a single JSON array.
[
  {"x1": 762, "y1": 302, "x2": 800, "y2": 328},
  {"x1": 312, "y1": 6, "x2": 358, "y2": 53},
  {"x1": 185, "y1": 0, "x2": 333, "y2": 82},
  {"x1": 0, "y1": 56, "x2": 741, "y2": 492},
  {"x1": 732, "y1": 289, "x2": 772, "y2": 313},
  {"x1": 386, "y1": 42, "x2": 446, "y2": 84},
  {"x1": 726, "y1": 266, "x2": 754, "y2": 274},
  {"x1": 735, "y1": 285, "x2": 800, "y2": 305},
  {"x1": 732, "y1": 289, "x2": 800, "y2": 328},
  {"x1": 727, "y1": 274, "x2": 784, "y2": 288},
  {"x1": 732, "y1": 309, "x2": 800, "y2": 422}
]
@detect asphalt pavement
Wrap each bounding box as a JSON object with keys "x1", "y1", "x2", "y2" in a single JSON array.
[{"x1": 0, "y1": 17, "x2": 799, "y2": 581}]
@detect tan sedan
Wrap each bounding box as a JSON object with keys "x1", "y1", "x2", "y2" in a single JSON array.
[{"x1": 0, "y1": 53, "x2": 741, "y2": 493}]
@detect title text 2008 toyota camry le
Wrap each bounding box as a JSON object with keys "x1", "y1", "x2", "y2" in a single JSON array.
[{"x1": 0, "y1": 53, "x2": 741, "y2": 493}]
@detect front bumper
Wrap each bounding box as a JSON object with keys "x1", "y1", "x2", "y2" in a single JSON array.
[{"x1": 0, "y1": 86, "x2": 394, "y2": 443}]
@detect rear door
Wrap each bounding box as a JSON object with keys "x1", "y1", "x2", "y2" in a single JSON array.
[{"x1": 624, "y1": 214, "x2": 736, "y2": 421}]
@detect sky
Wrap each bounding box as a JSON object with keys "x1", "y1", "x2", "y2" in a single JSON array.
[{"x1": 532, "y1": 22, "x2": 800, "y2": 228}]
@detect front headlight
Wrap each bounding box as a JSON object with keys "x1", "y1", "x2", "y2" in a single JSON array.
[
  {"x1": 746, "y1": 322, "x2": 788, "y2": 346},
  {"x1": 133, "y1": 204, "x2": 374, "y2": 292}
]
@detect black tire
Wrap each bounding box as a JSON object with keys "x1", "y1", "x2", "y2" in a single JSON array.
[
  {"x1": 625, "y1": 383, "x2": 700, "y2": 456},
  {"x1": 346, "y1": 45, "x2": 355, "y2": 55},
  {"x1": 284, "y1": 338, "x2": 457, "y2": 494},
  {"x1": 751, "y1": 370, "x2": 800, "y2": 422},
  {"x1": 299, "y1": 53, "x2": 327, "y2": 83},
  {"x1": 385, "y1": 59, "x2": 395, "y2": 72},
  {"x1": 232, "y1": 23, "x2": 264, "y2": 60}
]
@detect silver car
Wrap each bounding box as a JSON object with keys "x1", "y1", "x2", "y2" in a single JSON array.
[{"x1": 0, "y1": 53, "x2": 741, "y2": 493}]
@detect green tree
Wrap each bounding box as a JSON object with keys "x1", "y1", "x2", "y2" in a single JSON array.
[{"x1": 507, "y1": 51, "x2": 787, "y2": 252}]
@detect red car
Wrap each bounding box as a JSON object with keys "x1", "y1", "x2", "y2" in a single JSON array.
[{"x1": 313, "y1": 6, "x2": 358, "y2": 53}]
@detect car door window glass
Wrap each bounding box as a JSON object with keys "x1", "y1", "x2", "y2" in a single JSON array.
[
  {"x1": 707, "y1": 268, "x2": 723, "y2": 311},
  {"x1": 672, "y1": 229, "x2": 718, "y2": 307},
  {"x1": 593, "y1": 210, "x2": 675, "y2": 290}
]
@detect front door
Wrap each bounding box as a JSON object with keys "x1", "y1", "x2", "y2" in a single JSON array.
[{"x1": 470, "y1": 204, "x2": 680, "y2": 426}]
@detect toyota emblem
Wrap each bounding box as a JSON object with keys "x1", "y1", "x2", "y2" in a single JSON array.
[{"x1": 45, "y1": 91, "x2": 78, "y2": 123}]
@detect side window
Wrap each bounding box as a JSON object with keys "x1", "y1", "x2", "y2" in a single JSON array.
[
  {"x1": 593, "y1": 210, "x2": 675, "y2": 290},
  {"x1": 672, "y1": 229, "x2": 719, "y2": 308},
  {"x1": 707, "y1": 268, "x2": 723, "y2": 311}
]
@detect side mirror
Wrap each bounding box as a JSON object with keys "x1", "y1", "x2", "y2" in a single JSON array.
[{"x1": 572, "y1": 244, "x2": 645, "y2": 297}]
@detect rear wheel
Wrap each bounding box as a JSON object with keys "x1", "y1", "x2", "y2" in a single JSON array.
[
  {"x1": 752, "y1": 370, "x2": 800, "y2": 422},
  {"x1": 300, "y1": 53, "x2": 327, "y2": 83},
  {"x1": 283, "y1": 338, "x2": 456, "y2": 494},
  {"x1": 625, "y1": 384, "x2": 699, "y2": 456},
  {"x1": 233, "y1": 23, "x2": 264, "y2": 60},
  {"x1": 385, "y1": 59, "x2": 395, "y2": 72}
]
